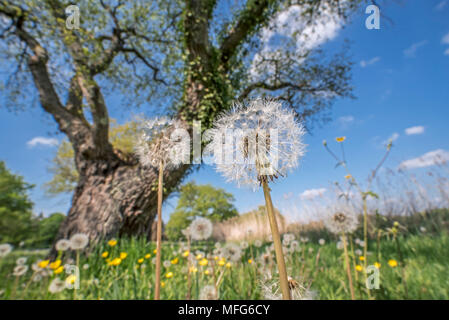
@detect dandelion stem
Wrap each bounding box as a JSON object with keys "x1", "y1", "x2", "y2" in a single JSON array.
[
  {"x1": 154, "y1": 161, "x2": 164, "y2": 300},
  {"x1": 342, "y1": 233, "x2": 356, "y2": 300},
  {"x1": 262, "y1": 180, "x2": 291, "y2": 300}
]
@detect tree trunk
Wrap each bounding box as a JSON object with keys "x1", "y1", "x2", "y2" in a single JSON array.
[{"x1": 52, "y1": 156, "x2": 190, "y2": 256}]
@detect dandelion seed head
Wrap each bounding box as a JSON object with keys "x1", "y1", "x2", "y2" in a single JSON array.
[
  {"x1": 0, "y1": 243, "x2": 13, "y2": 258},
  {"x1": 199, "y1": 285, "x2": 218, "y2": 300},
  {"x1": 49, "y1": 278, "x2": 66, "y2": 293},
  {"x1": 13, "y1": 265, "x2": 28, "y2": 277},
  {"x1": 135, "y1": 117, "x2": 189, "y2": 169},
  {"x1": 189, "y1": 217, "x2": 213, "y2": 241},
  {"x1": 16, "y1": 257, "x2": 27, "y2": 265},
  {"x1": 207, "y1": 99, "x2": 306, "y2": 189},
  {"x1": 69, "y1": 233, "x2": 89, "y2": 250},
  {"x1": 55, "y1": 239, "x2": 71, "y2": 251},
  {"x1": 324, "y1": 205, "x2": 358, "y2": 235},
  {"x1": 223, "y1": 243, "x2": 242, "y2": 262}
]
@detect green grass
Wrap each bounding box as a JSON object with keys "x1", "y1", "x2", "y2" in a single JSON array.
[{"x1": 0, "y1": 232, "x2": 448, "y2": 300}]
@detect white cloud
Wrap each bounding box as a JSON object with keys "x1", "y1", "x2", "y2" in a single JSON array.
[
  {"x1": 399, "y1": 149, "x2": 449, "y2": 170},
  {"x1": 405, "y1": 126, "x2": 425, "y2": 135},
  {"x1": 300, "y1": 188, "x2": 326, "y2": 200},
  {"x1": 436, "y1": 0, "x2": 448, "y2": 10},
  {"x1": 445, "y1": 48, "x2": 449, "y2": 56},
  {"x1": 442, "y1": 32, "x2": 449, "y2": 45},
  {"x1": 27, "y1": 136, "x2": 58, "y2": 148},
  {"x1": 403, "y1": 40, "x2": 428, "y2": 58},
  {"x1": 338, "y1": 115, "x2": 354, "y2": 124},
  {"x1": 251, "y1": 3, "x2": 343, "y2": 80},
  {"x1": 360, "y1": 56, "x2": 380, "y2": 68}
]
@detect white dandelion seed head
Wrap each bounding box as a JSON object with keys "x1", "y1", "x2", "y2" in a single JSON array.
[
  {"x1": 0, "y1": 243, "x2": 13, "y2": 258},
  {"x1": 318, "y1": 239, "x2": 326, "y2": 246},
  {"x1": 69, "y1": 233, "x2": 89, "y2": 250},
  {"x1": 207, "y1": 98, "x2": 306, "y2": 189},
  {"x1": 199, "y1": 285, "x2": 218, "y2": 300},
  {"x1": 355, "y1": 249, "x2": 362, "y2": 256},
  {"x1": 48, "y1": 278, "x2": 66, "y2": 294},
  {"x1": 336, "y1": 241, "x2": 344, "y2": 250},
  {"x1": 358, "y1": 240, "x2": 365, "y2": 247},
  {"x1": 290, "y1": 240, "x2": 300, "y2": 252},
  {"x1": 240, "y1": 241, "x2": 249, "y2": 249},
  {"x1": 134, "y1": 117, "x2": 189, "y2": 169},
  {"x1": 260, "y1": 275, "x2": 315, "y2": 300},
  {"x1": 189, "y1": 217, "x2": 213, "y2": 241},
  {"x1": 16, "y1": 257, "x2": 27, "y2": 265},
  {"x1": 420, "y1": 226, "x2": 426, "y2": 233},
  {"x1": 163, "y1": 260, "x2": 171, "y2": 268},
  {"x1": 55, "y1": 239, "x2": 71, "y2": 251},
  {"x1": 254, "y1": 239, "x2": 263, "y2": 248},
  {"x1": 323, "y1": 205, "x2": 359, "y2": 235},
  {"x1": 33, "y1": 274, "x2": 43, "y2": 282},
  {"x1": 13, "y1": 265, "x2": 28, "y2": 277},
  {"x1": 223, "y1": 243, "x2": 242, "y2": 262}
]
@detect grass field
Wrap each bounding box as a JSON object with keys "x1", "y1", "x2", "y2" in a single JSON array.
[{"x1": 1, "y1": 230, "x2": 448, "y2": 300}]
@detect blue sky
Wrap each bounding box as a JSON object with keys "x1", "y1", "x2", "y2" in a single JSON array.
[{"x1": 1, "y1": 0, "x2": 448, "y2": 222}]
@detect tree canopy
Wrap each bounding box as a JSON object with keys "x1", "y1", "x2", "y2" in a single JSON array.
[{"x1": 166, "y1": 181, "x2": 238, "y2": 240}]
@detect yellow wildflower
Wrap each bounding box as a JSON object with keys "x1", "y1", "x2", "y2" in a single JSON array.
[
  {"x1": 355, "y1": 265, "x2": 363, "y2": 272},
  {"x1": 199, "y1": 258, "x2": 208, "y2": 266},
  {"x1": 109, "y1": 258, "x2": 122, "y2": 266},
  {"x1": 108, "y1": 239, "x2": 117, "y2": 247},
  {"x1": 102, "y1": 251, "x2": 109, "y2": 258},
  {"x1": 225, "y1": 262, "x2": 232, "y2": 268},
  {"x1": 38, "y1": 260, "x2": 49, "y2": 269},
  {"x1": 153, "y1": 249, "x2": 157, "y2": 254},
  {"x1": 182, "y1": 250, "x2": 190, "y2": 257},
  {"x1": 120, "y1": 252, "x2": 128, "y2": 260},
  {"x1": 388, "y1": 259, "x2": 398, "y2": 268},
  {"x1": 345, "y1": 174, "x2": 352, "y2": 179},
  {"x1": 145, "y1": 253, "x2": 151, "y2": 259},
  {"x1": 336, "y1": 136, "x2": 346, "y2": 142},
  {"x1": 54, "y1": 266, "x2": 64, "y2": 274},
  {"x1": 66, "y1": 275, "x2": 76, "y2": 285},
  {"x1": 189, "y1": 266, "x2": 198, "y2": 273},
  {"x1": 137, "y1": 258, "x2": 144, "y2": 264},
  {"x1": 248, "y1": 259, "x2": 253, "y2": 264},
  {"x1": 49, "y1": 260, "x2": 62, "y2": 270},
  {"x1": 196, "y1": 253, "x2": 203, "y2": 260},
  {"x1": 161, "y1": 281, "x2": 165, "y2": 288},
  {"x1": 218, "y1": 259, "x2": 226, "y2": 267},
  {"x1": 359, "y1": 256, "x2": 365, "y2": 262},
  {"x1": 204, "y1": 270, "x2": 210, "y2": 275},
  {"x1": 374, "y1": 262, "x2": 381, "y2": 269},
  {"x1": 171, "y1": 257, "x2": 179, "y2": 265},
  {"x1": 165, "y1": 272, "x2": 174, "y2": 279}
]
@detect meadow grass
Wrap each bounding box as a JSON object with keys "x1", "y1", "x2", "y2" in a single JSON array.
[{"x1": 1, "y1": 231, "x2": 448, "y2": 300}]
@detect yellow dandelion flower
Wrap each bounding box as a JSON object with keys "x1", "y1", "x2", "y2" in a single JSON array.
[
  {"x1": 199, "y1": 258, "x2": 208, "y2": 266},
  {"x1": 145, "y1": 253, "x2": 151, "y2": 259},
  {"x1": 109, "y1": 258, "x2": 122, "y2": 266},
  {"x1": 214, "y1": 256, "x2": 219, "y2": 261},
  {"x1": 196, "y1": 253, "x2": 203, "y2": 260},
  {"x1": 102, "y1": 251, "x2": 109, "y2": 258},
  {"x1": 218, "y1": 259, "x2": 226, "y2": 267},
  {"x1": 388, "y1": 259, "x2": 398, "y2": 268},
  {"x1": 189, "y1": 266, "x2": 198, "y2": 273},
  {"x1": 345, "y1": 174, "x2": 352, "y2": 179},
  {"x1": 359, "y1": 256, "x2": 365, "y2": 262},
  {"x1": 355, "y1": 265, "x2": 363, "y2": 272},
  {"x1": 248, "y1": 259, "x2": 253, "y2": 264},
  {"x1": 204, "y1": 270, "x2": 210, "y2": 275},
  {"x1": 66, "y1": 275, "x2": 76, "y2": 285},
  {"x1": 120, "y1": 252, "x2": 128, "y2": 260},
  {"x1": 153, "y1": 249, "x2": 157, "y2": 254},
  {"x1": 137, "y1": 258, "x2": 144, "y2": 264},
  {"x1": 54, "y1": 266, "x2": 64, "y2": 274},
  {"x1": 49, "y1": 260, "x2": 62, "y2": 270},
  {"x1": 38, "y1": 260, "x2": 49, "y2": 269},
  {"x1": 225, "y1": 262, "x2": 232, "y2": 268},
  {"x1": 171, "y1": 257, "x2": 179, "y2": 265},
  {"x1": 336, "y1": 136, "x2": 346, "y2": 142},
  {"x1": 182, "y1": 250, "x2": 190, "y2": 258},
  {"x1": 108, "y1": 239, "x2": 117, "y2": 247},
  {"x1": 161, "y1": 281, "x2": 166, "y2": 288},
  {"x1": 165, "y1": 272, "x2": 174, "y2": 279},
  {"x1": 374, "y1": 262, "x2": 381, "y2": 269}
]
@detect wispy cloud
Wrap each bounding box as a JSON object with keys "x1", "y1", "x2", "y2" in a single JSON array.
[
  {"x1": 445, "y1": 48, "x2": 449, "y2": 56},
  {"x1": 442, "y1": 32, "x2": 449, "y2": 55},
  {"x1": 360, "y1": 56, "x2": 380, "y2": 68},
  {"x1": 405, "y1": 126, "x2": 425, "y2": 135},
  {"x1": 399, "y1": 149, "x2": 449, "y2": 170},
  {"x1": 27, "y1": 136, "x2": 58, "y2": 148},
  {"x1": 300, "y1": 188, "x2": 326, "y2": 200},
  {"x1": 435, "y1": 0, "x2": 448, "y2": 11},
  {"x1": 337, "y1": 115, "x2": 355, "y2": 129},
  {"x1": 403, "y1": 40, "x2": 428, "y2": 58}
]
